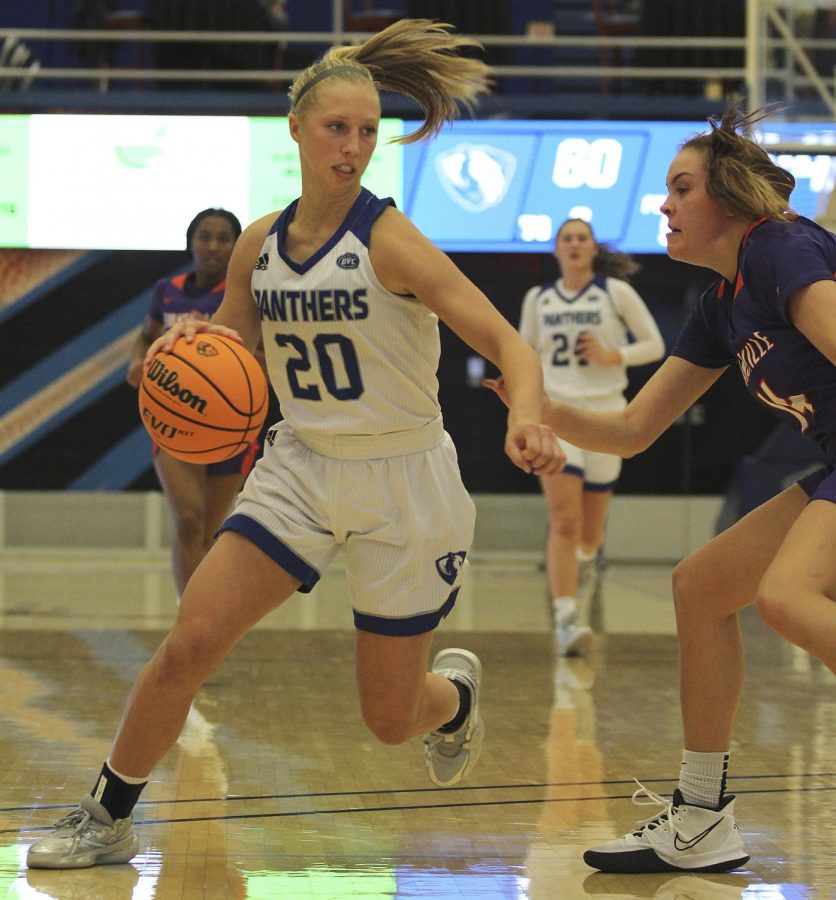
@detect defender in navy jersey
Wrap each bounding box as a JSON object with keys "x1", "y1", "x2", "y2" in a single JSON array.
[
  {"x1": 27, "y1": 20, "x2": 563, "y2": 870},
  {"x1": 487, "y1": 103, "x2": 836, "y2": 875},
  {"x1": 125, "y1": 208, "x2": 257, "y2": 602},
  {"x1": 672, "y1": 214, "x2": 836, "y2": 458},
  {"x1": 518, "y1": 218, "x2": 664, "y2": 656}
]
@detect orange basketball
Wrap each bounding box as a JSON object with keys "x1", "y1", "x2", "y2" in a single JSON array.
[{"x1": 138, "y1": 334, "x2": 268, "y2": 464}]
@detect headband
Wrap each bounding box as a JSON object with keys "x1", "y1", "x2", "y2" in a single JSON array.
[{"x1": 294, "y1": 64, "x2": 367, "y2": 106}]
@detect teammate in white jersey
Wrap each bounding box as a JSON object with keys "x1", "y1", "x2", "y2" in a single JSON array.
[
  {"x1": 26, "y1": 19, "x2": 563, "y2": 871},
  {"x1": 518, "y1": 218, "x2": 664, "y2": 655}
]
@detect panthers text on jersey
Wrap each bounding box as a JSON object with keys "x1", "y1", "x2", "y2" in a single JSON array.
[
  {"x1": 252, "y1": 188, "x2": 442, "y2": 439},
  {"x1": 518, "y1": 274, "x2": 664, "y2": 403}
]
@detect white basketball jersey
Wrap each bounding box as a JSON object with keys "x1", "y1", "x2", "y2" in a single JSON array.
[
  {"x1": 252, "y1": 189, "x2": 442, "y2": 439},
  {"x1": 518, "y1": 275, "x2": 662, "y2": 402}
]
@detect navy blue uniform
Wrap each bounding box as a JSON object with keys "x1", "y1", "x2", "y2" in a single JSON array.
[
  {"x1": 672, "y1": 217, "x2": 836, "y2": 486},
  {"x1": 148, "y1": 272, "x2": 226, "y2": 330}
]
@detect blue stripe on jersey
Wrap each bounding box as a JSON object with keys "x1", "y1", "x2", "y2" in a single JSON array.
[
  {"x1": 217, "y1": 513, "x2": 321, "y2": 593},
  {"x1": 353, "y1": 587, "x2": 460, "y2": 636},
  {"x1": 270, "y1": 188, "x2": 395, "y2": 276}
]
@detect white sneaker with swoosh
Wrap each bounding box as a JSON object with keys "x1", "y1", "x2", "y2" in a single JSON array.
[{"x1": 583, "y1": 782, "x2": 749, "y2": 873}]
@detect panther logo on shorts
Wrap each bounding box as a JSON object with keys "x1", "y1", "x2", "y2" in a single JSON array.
[{"x1": 435, "y1": 551, "x2": 467, "y2": 585}]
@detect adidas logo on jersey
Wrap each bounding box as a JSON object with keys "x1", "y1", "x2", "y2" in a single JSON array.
[
  {"x1": 254, "y1": 254, "x2": 269, "y2": 271},
  {"x1": 337, "y1": 252, "x2": 360, "y2": 270}
]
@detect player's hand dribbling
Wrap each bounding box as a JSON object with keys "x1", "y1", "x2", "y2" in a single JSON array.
[{"x1": 144, "y1": 318, "x2": 245, "y2": 369}]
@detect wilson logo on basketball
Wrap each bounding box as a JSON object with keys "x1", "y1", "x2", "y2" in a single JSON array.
[
  {"x1": 196, "y1": 341, "x2": 220, "y2": 357},
  {"x1": 146, "y1": 359, "x2": 208, "y2": 413}
]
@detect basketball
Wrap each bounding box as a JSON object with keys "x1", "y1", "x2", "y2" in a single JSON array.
[{"x1": 138, "y1": 334, "x2": 269, "y2": 463}]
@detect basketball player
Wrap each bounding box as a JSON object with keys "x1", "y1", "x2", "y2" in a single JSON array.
[
  {"x1": 27, "y1": 19, "x2": 562, "y2": 869},
  {"x1": 486, "y1": 103, "x2": 836, "y2": 874},
  {"x1": 519, "y1": 218, "x2": 664, "y2": 655},
  {"x1": 126, "y1": 208, "x2": 255, "y2": 600}
]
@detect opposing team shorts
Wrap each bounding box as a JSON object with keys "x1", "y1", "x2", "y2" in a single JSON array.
[
  {"x1": 219, "y1": 421, "x2": 476, "y2": 636},
  {"x1": 152, "y1": 440, "x2": 258, "y2": 477},
  {"x1": 551, "y1": 392, "x2": 626, "y2": 490},
  {"x1": 798, "y1": 461, "x2": 836, "y2": 503}
]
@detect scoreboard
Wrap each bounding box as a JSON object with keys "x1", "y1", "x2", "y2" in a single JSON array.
[
  {"x1": 0, "y1": 114, "x2": 832, "y2": 252},
  {"x1": 401, "y1": 119, "x2": 835, "y2": 252}
]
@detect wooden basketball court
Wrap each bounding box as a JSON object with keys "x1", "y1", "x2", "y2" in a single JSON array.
[{"x1": 0, "y1": 552, "x2": 832, "y2": 898}]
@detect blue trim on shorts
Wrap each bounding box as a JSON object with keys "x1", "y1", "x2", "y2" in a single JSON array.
[
  {"x1": 217, "y1": 513, "x2": 320, "y2": 593},
  {"x1": 797, "y1": 462, "x2": 836, "y2": 502},
  {"x1": 353, "y1": 587, "x2": 460, "y2": 636},
  {"x1": 583, "y1": 479, "x2": 617, "y2": 492},
  {"x1": 561, "y1": 464, "x2": 584, "y2": 479}
]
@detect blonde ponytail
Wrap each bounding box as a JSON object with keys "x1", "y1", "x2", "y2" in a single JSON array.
[{"x1": 289, "y1": 19, "x2": 492, "y2": 144}]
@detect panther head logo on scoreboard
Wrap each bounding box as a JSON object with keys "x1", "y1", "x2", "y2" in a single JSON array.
[{"x1": 434, "y1": 143, "x2": 516, "y2": 213}]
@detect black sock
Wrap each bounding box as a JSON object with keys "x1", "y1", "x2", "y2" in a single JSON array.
[
  {"x1": 91, "y1": 762, "x2": 147, "y2": 821},
  {"x1": 438, "y1": 678, "x2": 471, "y2": 734}
]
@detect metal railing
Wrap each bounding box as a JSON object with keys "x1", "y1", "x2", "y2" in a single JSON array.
[{"x1": 0, "y1": 0, "x2": 833, "y2": 115}]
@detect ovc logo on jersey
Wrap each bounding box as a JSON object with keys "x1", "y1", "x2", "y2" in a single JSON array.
[
  {"x1": 434, "y1": 143, "x2": 516, "y2": 212},
  {"x1": 337, "y1": 252, "x2": 360, "y2": 270},
  {"x1": 435, "y1": 551, "x2": 467, "y2": 585}
]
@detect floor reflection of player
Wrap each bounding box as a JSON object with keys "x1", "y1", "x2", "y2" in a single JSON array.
[{"x1": 525, "y1": 656, "x2": 616, "y2": 897}]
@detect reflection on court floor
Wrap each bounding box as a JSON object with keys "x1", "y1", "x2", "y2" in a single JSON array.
[{"x1": 0, "y1": 553, "x2": 832, "y2": 898}]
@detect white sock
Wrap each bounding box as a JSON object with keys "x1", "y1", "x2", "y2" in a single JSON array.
[
  {"x1": 553, "y1": 595, "x2": 577, "y2": 627},
  {"x1": 105, "y1": 757, "x2": 148, "y2": 785},
  {"x1": 576, "y1": 547, "x2": 598, "y2": 563},
  {"x1": 678, "y1": 749, "x2": 729, "y2": 809}
]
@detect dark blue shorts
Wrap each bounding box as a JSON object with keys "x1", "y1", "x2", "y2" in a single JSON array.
[
  {"x1": 207, "y1": 441, "x2": 259, "y2": 476},
  {"x1": 797, "y1": 462, "x2": 836, "y2": 503},
  {"x1": 152, "y1": 440, "x2": 258, "y2": 477}
]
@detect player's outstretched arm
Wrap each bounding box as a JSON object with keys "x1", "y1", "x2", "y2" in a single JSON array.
[
  {"x1": 371, "y1": 208, "x2": 563, "y2": 476},
  {"x1": 485, "y1": 356, "x2": 725, "y2": 458}
]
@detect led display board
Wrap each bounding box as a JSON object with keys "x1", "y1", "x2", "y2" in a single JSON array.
[{"x1": 0, "y1": 115, "x2": 832, "y2": 252}]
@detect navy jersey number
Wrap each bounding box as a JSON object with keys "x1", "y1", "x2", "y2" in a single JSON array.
[
  {"x1": 551, "y1": 332, "x2": 589, "y2": 367},
  {"x1": 274, "y1": 333, "x2": 365, "y2": 400}
]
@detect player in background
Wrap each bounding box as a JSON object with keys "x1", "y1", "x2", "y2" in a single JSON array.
[
  {"x1": 27, "y1": 19, "x2": 562, "y2": 870},
  {"x1": 126, "y1": 209, "x2": 253, "y2": 600},
  {"x1": 487, "y1": 103, "x2": 836, "y2": 874},
  {"x1": 518, "y1": 218, "x2": 664, "y2": 655}
]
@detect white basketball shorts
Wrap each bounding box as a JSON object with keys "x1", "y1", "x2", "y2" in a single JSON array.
[
  {"x1": 219, "y1": 422, "x2": 476, "y2": 636},
  {"x1": 554, "y1": 392, "x2": 626, "y2": 489}
]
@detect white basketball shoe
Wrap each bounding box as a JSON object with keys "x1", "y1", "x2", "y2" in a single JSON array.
[
  {"x1": 423, "y1": 648, "x2": 484, "y2": 787},
  {"x1": 27, "y1": 794, "x2": 138, "y2": 869},
  {"x1": 583, "y1": 782, "x2": 749, "y2": 873},
  {"x1": 554, "y1": 597, "x2": 593, "y2": 657}
]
